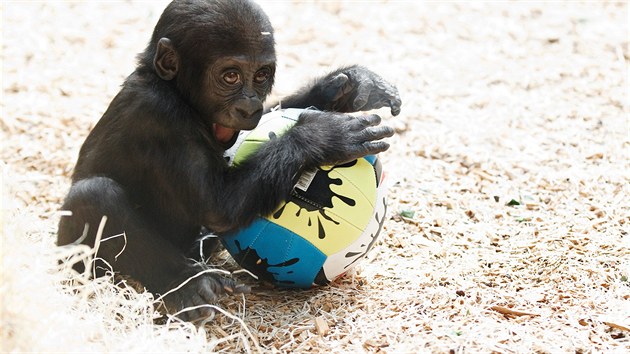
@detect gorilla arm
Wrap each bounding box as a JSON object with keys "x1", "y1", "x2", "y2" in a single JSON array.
[
  {"x1": 202, "y1": 111, "x2": 394, "y2": 234},
  {"x1": 270, "y1": 65, "x2": 402, "y2": 116}
]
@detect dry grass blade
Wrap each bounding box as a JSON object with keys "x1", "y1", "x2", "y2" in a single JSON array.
[
  {"x1": 490, "y1": 305, "x2": 540, "y2": 318},
  {"x1": 603, "y1": 322, "x2": 630, "y2": 333},
  {"x1": 154, "y1": 268, "x2": 232, "y2": 303},
  {"x1": 169, "y1": 304, "x2": 261, "y2": 353}
]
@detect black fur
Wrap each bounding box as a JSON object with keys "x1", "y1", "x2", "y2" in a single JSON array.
[{"x1": 58, "y1": 0, "x2": 401, "y2": 323}]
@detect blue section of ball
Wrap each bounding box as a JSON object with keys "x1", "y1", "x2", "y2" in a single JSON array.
[
  {"x1": 222, "y1": 219, "x2": 327, "y2": 288},
  {"x1": 363, "y1": 154, "x2": 377, "y2": 165}
]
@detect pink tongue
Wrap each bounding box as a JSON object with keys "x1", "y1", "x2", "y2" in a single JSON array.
[{"x1": 213, "y1": 124, "x2": 236, "y2": 144}]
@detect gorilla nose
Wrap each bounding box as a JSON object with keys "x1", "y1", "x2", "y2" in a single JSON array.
[
  {"x1": 234, "y1": 98, "x2": 263, "y2": 121},
  {"x1": 235, "y1": 106, "x2": 262, "y2": 121}
]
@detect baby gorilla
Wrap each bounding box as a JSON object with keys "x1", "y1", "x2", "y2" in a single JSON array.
[{"x1": 58, "y1": 0, "x2": 401, "y2": 322}]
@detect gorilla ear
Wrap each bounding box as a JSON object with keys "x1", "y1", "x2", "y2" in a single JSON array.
[{"x1": 154, "y1": 38, "x2": 178, "y2": 80}]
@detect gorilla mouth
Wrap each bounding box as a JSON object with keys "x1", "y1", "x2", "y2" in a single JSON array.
[{"x1": 213, "y1": 123, "x2": 239, "y2": 146}]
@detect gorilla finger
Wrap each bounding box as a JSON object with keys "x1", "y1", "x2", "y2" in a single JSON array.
[
  {"x1": 176, "y1": 298, "x2": 210, "y2": 322},
  {"x1": 185, "y1": 306, "x2": 215, "y2": 324},
  {"x1": 217, "y1": 276, "x2": 250, "y2": 296},
  {"x1": 356, "y1": 114, "x2": 381, "y2": 127},
  {"x1": 361, "y1": 89, "x2": 397, "y2": 113},
  {"x1": 233, "y1": 283, "x2": 251, "y2": 294},
  {"x1": 390, "y1": 100, "x2": 402, "y2": 116},
  {"x1": 330, "y1": 74, "x2": 350, "y2": 101},
  {"x1": 194, "y1": 306, "x2": 215, "y2": 321},
  {"x1": 353, "y1": 80, "x2": 374, "y2": 111},
  {"x1": 362, "y1": 96, "x2": 392, "y2": 112},
  {"x1": 184, "y1": 293, "x2": 214, "y2": 321},
  {"x1": 362, "y1": 140, "x2": 391, "y2": 155},
  {"x1": 330, "y1": 73, "x2": 349, "y2": 88},
  {"x1": 363, "y1": 125, "x2": 395, "y2": 140},
  {"x1": 372, "y1": 81, "x2": 401, "y2": 116},
  {"x1": 388, "y1": 89, "x2": 402, "y2": 116},
  {"x1": 196, "y1": 277, "x2": 221, "y2": 303}
]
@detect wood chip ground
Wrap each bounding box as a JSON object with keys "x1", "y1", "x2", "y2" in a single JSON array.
[{"x1": 1, "y1": 1, "x2": 628, "y2": 353}]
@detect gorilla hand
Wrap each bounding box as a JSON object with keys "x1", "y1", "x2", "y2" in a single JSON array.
[
  {"x1": 157, "y1": 266, "x2": 250, "y2": 323},
  {"x1": 316, "y1": 65, "x2": 401, "y2": 116},
  {"x1": 293, "y1": 111, "x2": 395, "y2": 166}
]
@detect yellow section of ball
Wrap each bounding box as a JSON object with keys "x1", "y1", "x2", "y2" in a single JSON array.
[
  {"x1": 265, "y1": 158, "x2": 377, "y2": 256},
  {"x1": 226, "y1": 108, "x2": 381, "y2": 256}
]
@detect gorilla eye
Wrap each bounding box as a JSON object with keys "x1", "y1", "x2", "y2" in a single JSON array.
[
  {"x1": 223, "y1": 71, "x2": 240, "y2": 85},
  {"x1": 254, "y1": 69, "x2": 271, "y2": 84}
]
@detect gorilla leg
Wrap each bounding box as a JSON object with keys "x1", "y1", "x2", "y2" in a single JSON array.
[
  {"x1": 57, "y1": 177, "x2": 248, "y2": 322},
  {"x1": 58, "y1": 176, "x2": 187, "y2": 292}
]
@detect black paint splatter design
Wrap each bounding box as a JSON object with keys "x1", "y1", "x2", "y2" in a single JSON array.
[
  {"x1": 232, "y1": 240, "x2": 299, "y2": 285},
  {"x1": 272, "y1": 160, "x2": 358, "y2": 239}
]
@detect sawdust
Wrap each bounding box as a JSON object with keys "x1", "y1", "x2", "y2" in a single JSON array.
[{"x1": 1, "y1": 1, "x2": 628, "y2": 353}]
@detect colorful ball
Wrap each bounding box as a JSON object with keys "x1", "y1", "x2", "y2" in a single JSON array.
[{"x1": 222, "y1": 108, "x2": 388, "y2": 288}]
